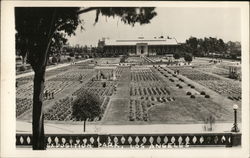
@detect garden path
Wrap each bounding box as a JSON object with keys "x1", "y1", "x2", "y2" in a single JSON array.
[{"x1": 101, "y1": 66, "x2": 131, "y2": 124}]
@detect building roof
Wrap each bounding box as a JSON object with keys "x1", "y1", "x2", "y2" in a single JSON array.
[{"x1": 104, "y1": 37, "x2": 179, "y2": 46}]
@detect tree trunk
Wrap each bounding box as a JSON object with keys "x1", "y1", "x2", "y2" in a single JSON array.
[{"x1": 32, "y1": 68, "x2": 46, "y2": 150}]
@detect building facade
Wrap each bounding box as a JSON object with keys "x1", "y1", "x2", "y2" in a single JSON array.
[{"x1": 101, "y1": 37, "x2": 180, "y2": 56}]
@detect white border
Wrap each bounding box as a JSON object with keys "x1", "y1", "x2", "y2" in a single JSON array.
[{"x1": 1, "y1": 1, "x2": 249, "y2": 158}]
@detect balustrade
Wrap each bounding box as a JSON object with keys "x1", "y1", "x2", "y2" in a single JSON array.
[{"x1": 16, "y1": 133, "x2": 240, "y2": 148}]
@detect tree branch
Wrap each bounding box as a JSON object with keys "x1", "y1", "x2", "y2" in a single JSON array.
[
  {"x1": 41, "y1": 8, "x2": 57, "y2": 68},
  {"x1": 77, "y1": 7, "x2": 98, "y2": 15}
]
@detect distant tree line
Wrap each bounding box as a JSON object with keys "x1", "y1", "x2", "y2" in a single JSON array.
[{"x1": 180, "y1": 37, "x2": 241, "y2": 60}]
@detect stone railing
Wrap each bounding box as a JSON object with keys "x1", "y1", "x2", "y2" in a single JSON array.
[{"x1": 16, "y1": 133, "x2": 241, "y2": 149}]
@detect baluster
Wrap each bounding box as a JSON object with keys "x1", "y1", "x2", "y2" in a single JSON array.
[
  {"x1": 27, "y1": 136, "x2": 31, "y2": 145},
  {"x1": 199, "y1": 136, "x2": 204, "y2": 144},
  {"x1": 157, "y1": 136, "x2": 161, "y2": 145},
  {"x1": 54, "y1": 137, "x2": 59, "y2": 146},
  {"x1": 128, "y1": 136, "x2": 133, "y2": 145},
  {"x1": 121, "y1": 136, "x2": 126, "y2": 145},
  {"x1": 149, "y1": 136, "x2": 154, "y2": 145},
  {"x1": 47, "y1": 137, "x2": 52, "y2": 145},
  {"x1": 62, "y1": 137, "x2": 66, "y2": 145},
  {"x1": 163, "y1": 136, "x2": 168, "y2": 145},
  {"x1": 135, "y1": 136, "x2": 140, "y2": 145},
  {"x1": 114, "y1": 136, "x2": 118, "y2": 145},
  {"x1": 178, "y1": 136, "x2": 183, "y2": 145},
  {"x1": 83, "y1": 138, "x2": 87, "y2": 146},
  {"x1": 221, "y1": 136, "x2": 226, "y2": 144},
  {"x1": 142, "y1": 137, "x2": 147, "y2": 145},
  {"x1": 192, "y1": 136, "x2": 197, "y2": 144},
  {"x1": 90, "y1": 137, "x2": 94, "y2": 144},
  {"x1": 76, "y1": 138, "x2": 80, "y2": 145},
  {"x1": 185, "y1": 136, "x2": 190, "y2": 145},
  {"x1": 214, "y1": 136, "x2": 218, "y2": 144},
  {"x1": 20, "y1": 136, "x2": 24, "y2": 144}
]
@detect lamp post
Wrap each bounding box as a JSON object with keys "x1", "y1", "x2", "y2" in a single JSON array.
[{"x1": 231, "y1": 104, "x2": 239, "y2": 132}]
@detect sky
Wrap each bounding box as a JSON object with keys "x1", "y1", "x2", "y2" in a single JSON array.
[{"x1": 67, "y1": 7, "x2": 241, "y2": 47}]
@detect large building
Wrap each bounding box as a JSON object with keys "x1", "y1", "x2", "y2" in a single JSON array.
[{"x1": 99, "y1": 37, "x2": 181, "y2": 56}]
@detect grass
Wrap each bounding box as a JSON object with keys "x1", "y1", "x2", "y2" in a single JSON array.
[{"x1": 148, "y1": 97, "x2": 235, "y2": 124}]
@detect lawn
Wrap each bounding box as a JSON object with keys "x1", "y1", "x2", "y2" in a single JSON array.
[{"x1": 148, "y1": 97, "x2": 235, "y2": 124}]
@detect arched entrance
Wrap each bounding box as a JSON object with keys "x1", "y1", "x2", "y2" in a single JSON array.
[{"x1": 136, "y1": 43, "x2": 148, "y2": 56}]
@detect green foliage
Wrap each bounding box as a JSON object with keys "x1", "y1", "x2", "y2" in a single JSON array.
[
  {"x1": 15, "y1": 7, "x2": 81, "y2": 69},
  {"x1": 200, "y1": 91, "x2": 206, "y2": 95},
  {"x1": 102, "y1": 82, "x2": 106, "y2": 88},
  {"x1": 205, "y1": 95, "x2": 210, "y2": 98},
  {"x1": 67, "y1": 57, "x2": 71, "y2": 62},
  {"x1": 173, "y1": 53, "x2": 180, "y2": 59},
  {"x1": 96, "y1": 7, "x2": 157, "y2": 26},
  {"x1": 184, "y1": 54, "x2": 193, "y2": 63},
  {"x1": 72, "y1": 92, "x2": 101, "y2": 121},
  {"x1": 51, "y1": 56, "x2": 57, "y2": 63},
  {"x1": 120, "y1": 55, "x2": 127, "y2": 63},
  {"x1": 183, "y1": 37, "x2": 234, "y2": 57},
  {"x1": 69, "y1": 52, "x2": 75, "y2": 57},
  {"x1": 19, "y1": 65, "x2": 26, "y2": 71},
  {"x1": 15, "y1": 7, "x2": 157, "y2": 69}
]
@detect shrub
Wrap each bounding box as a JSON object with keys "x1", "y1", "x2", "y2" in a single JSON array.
[
  {"x1": 173, "y1": 53, "x2": 180, "y2": 59},
  {"x1": 205, "y1": 95, "x2": 210, "y2": 98},
  {"x1": 19, "y1": 65, "x2": 26, "y2": 71},
  {"x1": 69, "y1": 52, "x2": 75, "y2": 57},
  {"x1": 169, "y1": 78, "x2": 174, "y2": 82},
  {"x1": 102, "y1": 82, "x2": 106, "y2": 88},
  {"x1": 187, "y1": 84, "x2": 191, "y2": 86},
  {"x1": 190, "y1": 95, "x2": 196, "y2": 98},
  {"x1": 57, "y1": 56, "x2": 61, "y2": 63},
  {"x1": 120, "y1": 55, "x2": 127, "y2": 63},
  {"x1": 72, "y1": 92, "x2": 101, "y2": 121},
  {"x1": 129, "y1": 113, "x2": 135, "y2": 121},
  {"x1": 191, "y1": 85, "x2": 195, "y2": 88},
  {"x1": 52, "y1": 56, "x2": 57, "y2": 63},
  {"x1": 186, "y1": 91, "x2": 192, "y2": 95},
  {"x1": 179, "y1": 85, "x2": 183, "y2": 89},
  {"x1": 67, "y1": 57, "x2": 71, "y2": 62},
  {"x1": 184, "y1": 54, "x2": 193, "y2": 63},
  {"x1": 200, "y1": 91, "x2": 206, "y2": 95}
]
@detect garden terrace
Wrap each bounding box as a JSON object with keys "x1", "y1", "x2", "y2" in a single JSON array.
[
  {"x1": 131, "y1": 68, "x2": 161, "y2": 82},
  {"x1": 16, "y1": 98, "x2": 32, "y2": 117},
  {"x1": 197, "y1": 67, "x2": 229, "y2": 79},
  {"x1": 16, "y1": 76, "x2": 34, "y2": 86},
  {"x1": 95, "y1": 58, "x2": 121, "y2": 65},
  {"x1": 130, "y1": 87, "x2": 171, "y2": 96},
  {"x1": 44, "y1": 97, "x2": 74, "y2": 121},
  {"x1": 169, "y1": 67, "x2": 241, "y2": 101},
  {"x1": 73, "y1": 81, "x2": 115, "y2": 97},
  {"x1": 115, "y1": 66, "x2": 130, "y2": 80},
  {"x1": 44, "y1": 95, "x2": 106, "y2": 122},
  {"x1": 49, "y1": 69, "x2": 94, "y2": 81},
  {"x1": 126, "y1": 57, "x2": 144, "y2": 63}
]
